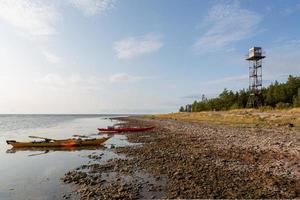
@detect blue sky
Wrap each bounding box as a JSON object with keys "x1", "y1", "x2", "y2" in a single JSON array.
[{"x1": 0, "y1": 0, "x2": 299, "y2": 114}]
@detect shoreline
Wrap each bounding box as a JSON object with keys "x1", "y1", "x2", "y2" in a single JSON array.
[{"x1": 63, "y1": 116, "x2": 300, "y2": 199}]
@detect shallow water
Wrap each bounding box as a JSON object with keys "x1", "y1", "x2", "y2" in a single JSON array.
[{"x1": 0, "y1": 115, "x2": 133, "y2": 200}]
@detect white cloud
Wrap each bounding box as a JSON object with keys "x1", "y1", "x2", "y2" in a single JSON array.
[
  {"x1": 41, "y1": 50, "x2": 63, "y2": 64},
  {"x1": 0, "y1": 0, "x2": 115, "y2": 65},
  {"x1": 194, "y1": 1, "x2": 262, "y2": 54},
  {"x1": 36, "y1": 73, "x2": 105, "y2": 91},
  {"x1": 114, "y1": 33, "x2": 163, "y2": 59},
  {"x1": 200, "y1": 73, "x2": 293, "y2": 88},
  {"x1": 0, "y1": 0, "x2": 64, "y2": 65},
  {"x1": 266, "y1": 40, "x2": 300, "y2": 76},
  {"x1": 37, "y1": 74, "x2": 66, "y2": 88},
  {"x1": 284, "y1": 3, "x2": 300, "y2": 15},
  {"x1": 37, "y1": 72, "x2": 146, "y2": 89},
  {"x1": 205, "y1": 74, "x2": 249, "y2": 85},
  {"x1": 109, "y1": 73, "x2": 144, "y2": 83},
  {"x1": 0, "y1": 0, "x2": 59, "y2": 37},
  {"x1": 68, "y1": 0, "x2": 115, "y2": 16}
]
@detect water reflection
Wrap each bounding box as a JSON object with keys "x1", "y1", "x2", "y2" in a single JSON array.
[
  {"x1": 6, "y1": 146, "x2": 106, "y2": 155},
  {"x1": 0, "y1": 116, "x2": 134, "y2": 200}
]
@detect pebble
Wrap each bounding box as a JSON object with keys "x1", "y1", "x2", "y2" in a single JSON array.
[{"x1": 62, "y1": 117, "x2": 300, "y2": 199}]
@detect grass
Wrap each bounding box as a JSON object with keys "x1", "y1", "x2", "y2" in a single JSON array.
[{"x1": 148, "y1": 108, "x2": 300, "y2": 127}]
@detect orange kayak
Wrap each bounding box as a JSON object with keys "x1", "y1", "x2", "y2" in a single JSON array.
[{"x1": 6, "y1": 137, "x2": 109, "y2": 148}]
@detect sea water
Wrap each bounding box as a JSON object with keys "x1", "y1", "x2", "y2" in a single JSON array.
[{"x1": 0, "y1": 115, "x2": 131, "y2": 200}]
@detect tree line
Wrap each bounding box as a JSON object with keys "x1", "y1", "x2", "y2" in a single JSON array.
[{"x1": 179, "y1": 75, "x2": 300, "y2": 112}]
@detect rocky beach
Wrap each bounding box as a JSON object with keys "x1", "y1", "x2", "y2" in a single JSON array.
[{"x1": 63, "y1": 116, "x2": 300, "y2": 199}]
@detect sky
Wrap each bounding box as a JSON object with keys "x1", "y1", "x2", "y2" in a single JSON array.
[{"x1": 0, "y1": 0, "x2": 300, "y2": 114}]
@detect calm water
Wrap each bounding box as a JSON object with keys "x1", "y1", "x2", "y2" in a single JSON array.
[{"x1": 0, "y1": 115, "x2": 133, "y2": 200}]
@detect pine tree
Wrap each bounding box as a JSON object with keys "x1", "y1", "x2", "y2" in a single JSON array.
[
  {"x1": 179, "y1": 106, "x2": 185, "y2": 112},
  {"x1": 293, "y1": 88, "x2": 300, "y2": 107},
  {"x1": 178, "y1": 75, "x2": 300, "y2": 111}
]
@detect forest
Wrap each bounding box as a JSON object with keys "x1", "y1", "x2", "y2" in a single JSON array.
[{"x1": 180, "y1": 75, "x2": 300, "y2": 112}]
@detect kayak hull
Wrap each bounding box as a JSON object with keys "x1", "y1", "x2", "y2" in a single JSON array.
[
  {"x1": 98, "y1": 126, "x2": 154, "y2": 133},
  {"x1": 7, "y1": 138, "x2": 109, "y2": 148},
  {"x1": 98, "y1": 130, "x2": 119, "y2": 134}
]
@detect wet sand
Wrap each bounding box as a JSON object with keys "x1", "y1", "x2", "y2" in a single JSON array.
[{"x1": 63, "y1": 116, "x2": 300, "y2": 199}]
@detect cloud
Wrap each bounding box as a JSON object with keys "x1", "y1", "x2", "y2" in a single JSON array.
[
  {"x1": 0, "y1": 0, "x2": 64, "y2": 65},
  {"x1": 68, "y1": 0, "x2": 115, "y2": 16},
  {"x1": 200, "y1": 73, "x2": 291, "y2": 88},
  {"x1": 41, "y1": 51, "x2": 63, "y2": 64},
  {"x1": 0, "y1": 0, "x2": 115, "y2": 37},
  {"x1": 0, "y1": 0, "x2": 59, "y2": 37},
  {"x1": 266, "y1": 40, "x2": 300, "y2": 76},
  {"x1": 37, "y1": 74, "x2": 66, "y2": 88},
  {"x1": 36, "y1": 73, "x2": 105, "y2": 91},
  {"x1": 109, "y1": 73, "x2": 144, "y2": 83},
  {"x1": 205, "y1": 74, "x2": 249, "y2": 85},
  {"x1": 113, "y1": 33, "x2": 163, "y2": 59},
  {"x1": 194, "y1": 1, "x2": 262, "y2": 54},
  {"x1": 37, "y1": 72, "x2": 147, "y2": 89},
  {"x1": 284, "y1": 3, "x2": 300, "y2": 15},
  {"x1": 198, "y1": 74, "x2": 249, "y2": 92}
]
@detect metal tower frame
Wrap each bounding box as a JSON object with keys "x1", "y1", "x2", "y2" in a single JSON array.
[{"x1": 246, "y1": 47, "x2": 265, "y2": 108}]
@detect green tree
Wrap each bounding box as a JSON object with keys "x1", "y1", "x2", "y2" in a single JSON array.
[
  {"x1": 179, "y1": 75, "x2": 300, "y2": 112},
  {"x1": 179, "y1": 106, "x2": 185, "y2": 112},
  {"x1": 293, "y1": 88, "x2": 300, "y2": 107}
]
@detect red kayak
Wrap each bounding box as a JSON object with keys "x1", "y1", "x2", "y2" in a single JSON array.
[{"x1": 98, "y1": 126, "x2": 154, "y2": 133}]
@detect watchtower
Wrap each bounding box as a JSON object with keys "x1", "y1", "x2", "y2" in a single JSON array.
[{"x1": 246, "y1": 47, "x2": 265, "y2": 108}]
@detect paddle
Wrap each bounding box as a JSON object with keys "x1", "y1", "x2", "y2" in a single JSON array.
[
  {"x1": 28, "y1": 136, "x2": 55, "y2": 141},
  {"x1": 86, "y1": 133, "x2": 100, "y2": 137},
  {"x1": 28, "y1": 150, "x2": 50, "y2": 157},
  {"x1": 72, "y1": 134, "x2": 90, "y2": 138}
]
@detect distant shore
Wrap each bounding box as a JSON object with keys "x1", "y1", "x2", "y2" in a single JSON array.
[{"x1": 63, "y1": 114, "x2": 300, "y2": 199}]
